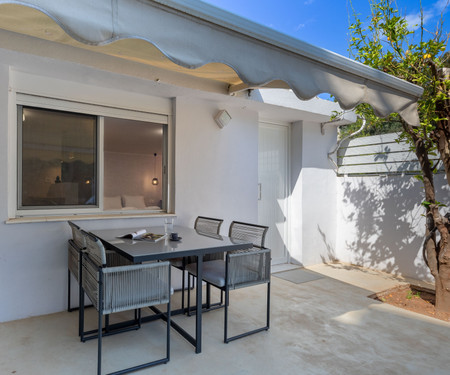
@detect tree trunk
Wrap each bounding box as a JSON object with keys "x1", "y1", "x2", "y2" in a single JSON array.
[
  {"x1": 432, "y1": 215, "x2": 450, "y2": 314},
  {"x1": 435, "y1": 259, "x2": 450, "y2": 315},
  {"x1": 432, "y1": 66, "x2": 450, "y2": 314},
  {"x1": 403, "y1": 120, "x2": 450, "y2": 314}
]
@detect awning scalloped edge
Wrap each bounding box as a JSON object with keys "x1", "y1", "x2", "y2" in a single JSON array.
[{"x1": 0, "y1": 0, "x2": 423, "y2": 125}]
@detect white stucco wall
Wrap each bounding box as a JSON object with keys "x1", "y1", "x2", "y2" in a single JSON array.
[
  {"x1": 300, "y1": 122, "x2": 338, "y2": 266},
  {"x1": 336, "y1": 173, "x2": 449, "y2": 282},
  {"x1": 289, "y1": 120, "x2": 338, "y2": 266},
  {"x1": 0, "y1": 50, "x2": 260, "y2": 322},
  {"x1": 288, "y1": 121, "x2": 303, "y2": 265},
  {"x1": 174, "y1": 97, "x2": 259, "y2": 231},
  {"x1": 291, "y1": 121, "x2": 449, "y2": 285}
]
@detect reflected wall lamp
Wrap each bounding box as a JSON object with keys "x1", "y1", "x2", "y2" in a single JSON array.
[{"x1": 152, "y1": 153, "x2": 159, "y2": 185}]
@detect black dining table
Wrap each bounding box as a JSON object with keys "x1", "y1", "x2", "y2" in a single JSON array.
[{"x1": 90, "y1": 225, "x2": 253, "y2": 354}]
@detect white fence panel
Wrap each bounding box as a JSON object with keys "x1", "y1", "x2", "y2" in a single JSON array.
[
  {"x1": 337, "y1": 141, "x2": 407, "y2": 157},
  {"x1": 337, "y1": 133, "x2": 442, "y2": 176}
]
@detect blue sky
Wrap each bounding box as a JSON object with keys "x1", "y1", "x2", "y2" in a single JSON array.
[{"x1": 201, "y1": 0, "x2": 449, "y2": 57}]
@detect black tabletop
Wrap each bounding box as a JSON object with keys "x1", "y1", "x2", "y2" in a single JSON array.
[{"x1": 90, "y1": 225, "x2": 252, "y2": 263}]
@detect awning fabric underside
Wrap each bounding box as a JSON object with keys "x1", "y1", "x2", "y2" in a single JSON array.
[{"x1": 0, "y1": 0, "x2": 423, "y2": 125}]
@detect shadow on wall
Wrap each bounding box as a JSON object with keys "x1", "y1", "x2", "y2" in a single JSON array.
[
  {"x1": 339, "y1": 175, "x2": 436, "y2": 281},
  {"x1": 318, "y1": 225, "x2": 339, "y2": 263}
]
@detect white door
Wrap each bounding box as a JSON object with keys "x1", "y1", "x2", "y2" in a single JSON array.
[{"x1": 258, "y1": 122, "x2": 289, "y2": 264}]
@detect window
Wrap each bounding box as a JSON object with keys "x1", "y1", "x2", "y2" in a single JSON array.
[
  {"x1": 103, "y1": 117, "x2": 165, "y2": 211},
  {"x1": 19, "y1": 107, "x2": 97, "y2": 209},
  {"x1": 17, "y1": 105, "x2": 167, "y2": 214}
]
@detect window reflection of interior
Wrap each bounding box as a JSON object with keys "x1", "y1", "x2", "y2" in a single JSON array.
[
  {"x1": 103, "y1": 117, "x2": 164, "y2": 211},
  {"x1": 19, "y1": 107, "x2": 165, "y2": 212},
  {"x1": 20, "y1": 107, "x2": 97, "y2": 208}
]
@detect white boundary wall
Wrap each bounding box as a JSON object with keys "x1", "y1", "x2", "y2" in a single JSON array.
[{"x1": 335, "y1": 134, "x2": 449, "y2": 282}]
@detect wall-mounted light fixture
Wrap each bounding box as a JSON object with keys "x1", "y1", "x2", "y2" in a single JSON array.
[
  {"x1": 320, "y1": 110, "x2": 358, "y2": 135},
  {"x1": 214, "y1": 109, "x2": 231, "y2": 128},
  {"x1": 152, "y1": 153, "x2": 159, "y2": 185}
]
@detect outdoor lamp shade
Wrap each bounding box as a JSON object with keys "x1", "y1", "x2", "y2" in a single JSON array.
[{"x1": 152, "y1": 177, "x2": 159, "y2": 185}]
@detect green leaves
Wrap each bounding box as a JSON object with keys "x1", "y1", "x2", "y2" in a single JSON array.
[
  {"x1": 422, "y1": 200, "x2": 447, "y2": 208},
  {"x1": 345, "y1": 0, "x2": 449, "y2": 153},
  {"x1": 406, "y1": 290, "x2": 421, "y2": 299},
  {"x1": 422, "y1": 201, "x2": 432, "y2": 208}
]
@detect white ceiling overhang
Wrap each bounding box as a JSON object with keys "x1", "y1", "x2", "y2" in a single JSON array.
[{"x1": 0, "y1": 0, "x2": 423, "y2": 125}]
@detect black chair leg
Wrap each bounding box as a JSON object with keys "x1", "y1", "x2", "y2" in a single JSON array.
[
  {"x1": 187, "y1": 273, "x2": 192, "y2": 316},
  {"x1": 186, "y1": 275, "x2": 224, "y2": 317},
  {"x1": 181, "y1": 268, "x2": 186, "y2": 313},
  {"x1": 97, "y1": 308, "x2": 103, "y2": 375},
  {"x1": 166, "y1": 297, "x2": 171, "y2": 361},
  {"x1": 68, "y1": 269, "x2": 71, "y2": 312},
  {"x1": 206, "y1": 283, "x2": 211, "y2": 309},
  {"x1": 266, "y1": 282, "x2": 271, "y2": 329},
  {"x1": 79, "y1": 288, "x2": 84, "y2": 338},
  {"x1": 224, "y1": 282, "x2": 270, "y2": 343},
  {"x1": 224, "y1": 287, "x2": 229, "y2": 343},
  {"x1": 105, "y1": 315, "x2": 110, "y2": 333}
]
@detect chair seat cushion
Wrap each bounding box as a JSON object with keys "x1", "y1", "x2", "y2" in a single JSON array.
[
  {"x1": 170, "y1": 257, "x2": 184, "y2": 268},
  {"x1": 186, "y1": 257, "x2": 265, "y2": 289},
  {"x1": 106, "y1": 250, "x2": 133, "y2": 266},
  {"x1": 186, "y1": 260, "x2": 226, "y2": 287}
]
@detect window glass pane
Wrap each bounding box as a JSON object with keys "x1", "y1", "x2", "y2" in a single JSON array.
[
  {"x1": 104, "y1": 117, "x2": 164, "y2": 211},
  {"x1": 20, "y1": 107, "x2": 97, "y2": 208}
]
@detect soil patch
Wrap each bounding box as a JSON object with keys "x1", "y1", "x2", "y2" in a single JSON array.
[{"x1": 370, "y1": 284, "x2": 450, "y2": 322}]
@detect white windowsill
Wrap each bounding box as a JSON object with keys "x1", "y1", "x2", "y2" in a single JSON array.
[{"x1": 6, "y1": 212, "x2": 176, "y2": 224}]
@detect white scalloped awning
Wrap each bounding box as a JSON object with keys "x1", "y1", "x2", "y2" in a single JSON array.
[{"x1": 0, "y1": 0, "x2": 423, "y2": 125}]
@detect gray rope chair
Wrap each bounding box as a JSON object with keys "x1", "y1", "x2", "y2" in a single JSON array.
[
  {"x1": 67, "y1": 221, "x2": 85, "y2": 312},
  {"x1": 186, "y1": 221, "x2": 271, "y2": 343},
  {"x1": 67, "y1": 221, "x2": 133, "y2": 312},
  {"x1": 80, "y1": 230, "x2": 171, "y2": 375},
  {"x1": 194, "y1": 216, "x2": 224, "y2": 235},
  {"x1": 170, "y1": 216, "x2": 223, "y2": 313}
]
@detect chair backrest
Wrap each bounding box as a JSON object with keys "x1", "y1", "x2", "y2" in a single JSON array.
[
  {"x1": 227, "y1": 248, "x2": 271, "y2": 289},
  {"x1": 228, "y1": 221, "x2": 269, "y2": 249},
  {"x1": 194, "y1": 216, "x2": 223, "y2": 235},
  {"x1": 67, "y1": 240, "x2": 80, "y2": 280},
  {"x1": 68, "y1": 221, "x2": 86, "y2": 249},
  {"x1": 81, "y1": 230, "x2": 107, "y2": 267},
  {"x1": 79, "y1": 231, "x2": 171, "y2": 315}
]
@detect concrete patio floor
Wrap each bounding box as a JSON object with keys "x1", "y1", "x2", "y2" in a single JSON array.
[{"x1": 1, "y1": 263, "x2": 449, "y2": 375}]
